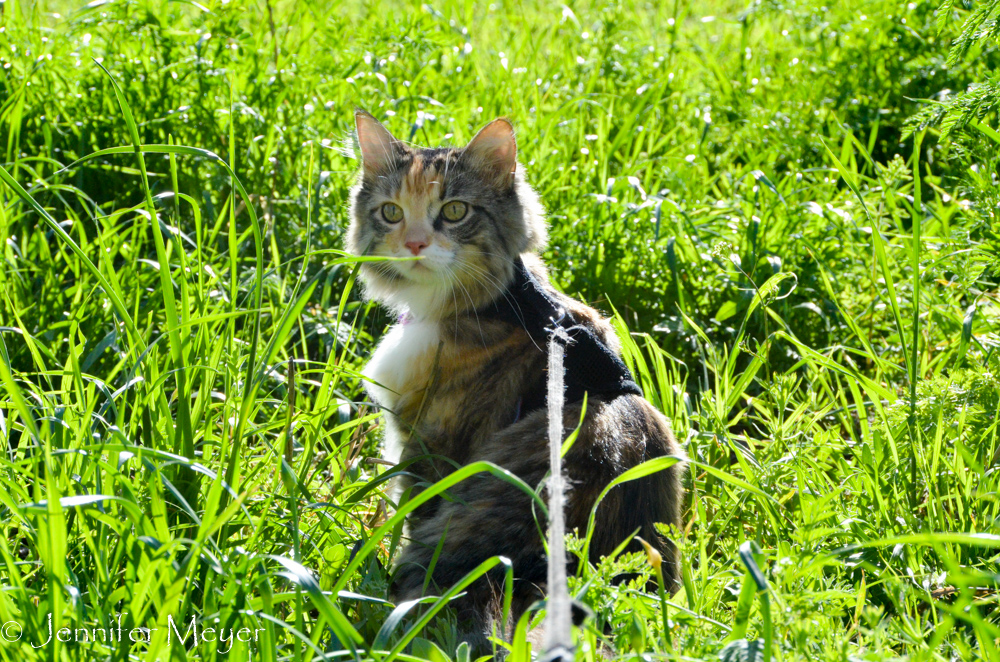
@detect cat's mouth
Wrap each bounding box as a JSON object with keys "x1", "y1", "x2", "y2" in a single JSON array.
[{"x1": 395, "y1": 256, "x2": 450, "y2": 282}]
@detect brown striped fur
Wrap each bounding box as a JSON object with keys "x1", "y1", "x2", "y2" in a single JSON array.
[{"x1": 347, "y1": 111, "x2": 685, "y2": 655}]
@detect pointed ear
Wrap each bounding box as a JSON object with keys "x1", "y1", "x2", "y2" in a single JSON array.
[
  {"x1": 355, "y1": 110, "x2": 403, "y2": 177},
  {"x1": 462, "y1": 118, "x2": 517, "y2": 187}
]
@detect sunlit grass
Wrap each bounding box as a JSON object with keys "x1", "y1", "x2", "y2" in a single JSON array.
[{"x1": 0, "y1": 0, "x2": 998, "y2": 660}]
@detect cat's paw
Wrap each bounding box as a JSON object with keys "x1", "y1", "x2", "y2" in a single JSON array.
[{"x1": 388, "y1": 555, "x2": 431, "y2": 602}]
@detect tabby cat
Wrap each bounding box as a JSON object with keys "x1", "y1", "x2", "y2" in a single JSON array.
[{"x1": 347, "y1": 110, "x2": 685, "y2": 653}]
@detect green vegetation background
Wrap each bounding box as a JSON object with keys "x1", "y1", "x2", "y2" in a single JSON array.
[{"x1": 1, "y1": 0, "x2": 999, "y2": 659}]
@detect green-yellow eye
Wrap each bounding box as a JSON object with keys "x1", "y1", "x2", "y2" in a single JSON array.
[
  {"x1": 381, "y1": 203, "x2": 404, "y2": 223},
  {"x1": 441, "y1": 200, "x2": 468, "y2": 222}
]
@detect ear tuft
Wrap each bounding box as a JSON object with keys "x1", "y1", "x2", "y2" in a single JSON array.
[
  {"x1": 355, "y1": 110, "x2": 403, "y2": 177},
  {"x1": 463, "y1": 118, "x2": 517, "y2": 186}
]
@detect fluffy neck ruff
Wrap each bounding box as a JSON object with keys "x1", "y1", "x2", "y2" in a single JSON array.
[{"x1": 360, "y1": 257, "x2": 518, "y2": 322}]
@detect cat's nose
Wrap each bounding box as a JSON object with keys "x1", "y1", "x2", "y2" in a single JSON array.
[{"x1": 405, "y1": 239, "x2": 429, "y2": 255}]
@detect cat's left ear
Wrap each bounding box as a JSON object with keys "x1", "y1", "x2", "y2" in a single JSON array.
[{"x1": 463, "y1": 118, "x2": 517, "y2": 187}]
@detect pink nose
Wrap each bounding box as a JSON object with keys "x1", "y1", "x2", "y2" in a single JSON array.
[{"x1": 405, "y1": 240, "x2": 428, "y2": 256}]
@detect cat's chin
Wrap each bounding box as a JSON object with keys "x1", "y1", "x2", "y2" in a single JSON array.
[{"x1": 361, "y1": 273, "x2": 456, "y2": 321}]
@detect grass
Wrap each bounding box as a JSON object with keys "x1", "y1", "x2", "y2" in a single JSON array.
[{"x1": 1, "y1": 0, "x2": 999, "y2": 660}]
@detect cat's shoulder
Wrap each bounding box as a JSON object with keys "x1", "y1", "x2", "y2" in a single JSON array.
[{"x1": 522, "y1": 253, "x2": 621, "y2": 354}]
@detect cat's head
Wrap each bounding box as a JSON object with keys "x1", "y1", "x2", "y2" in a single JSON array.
[{"x1": 347, "y1": 110, "x2": 546, "y2": 320}]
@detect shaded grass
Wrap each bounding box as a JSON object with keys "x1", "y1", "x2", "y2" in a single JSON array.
[{"x1": 1, "y1": 0, "x2": 999, "y2": 660}]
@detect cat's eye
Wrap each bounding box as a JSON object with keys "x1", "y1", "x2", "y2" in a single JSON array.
[
  {"x1": 381, "y1": 203, "x2": 404, "y2": 224},
  {"x1": 441, "y1": 201, "x2": 468, "y2": 222}
]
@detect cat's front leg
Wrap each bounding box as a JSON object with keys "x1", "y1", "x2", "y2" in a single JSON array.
[
  {"x1": 388, "y1": 470, "x2": 549, "y2": 655},
  {"x1": 389, "y1": 474, "x2": 547, "y2": 601}
]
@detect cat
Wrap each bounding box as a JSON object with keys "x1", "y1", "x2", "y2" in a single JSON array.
[{"x1": 347, "y1": 110, "x2": 685, "y2": 654}]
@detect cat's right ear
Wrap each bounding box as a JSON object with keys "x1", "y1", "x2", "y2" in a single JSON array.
[{"x1": 355, "y1": 110, "x2": 402, "y2": 178}]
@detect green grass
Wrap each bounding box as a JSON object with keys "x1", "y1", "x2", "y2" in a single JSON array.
[{"x1": 1, "y1": 0, "x2": 999, "y2": 660}]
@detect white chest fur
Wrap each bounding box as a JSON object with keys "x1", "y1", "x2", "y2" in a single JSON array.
[{"x1": 362, "y1": 320, "x2": 440, "y2": 463}]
